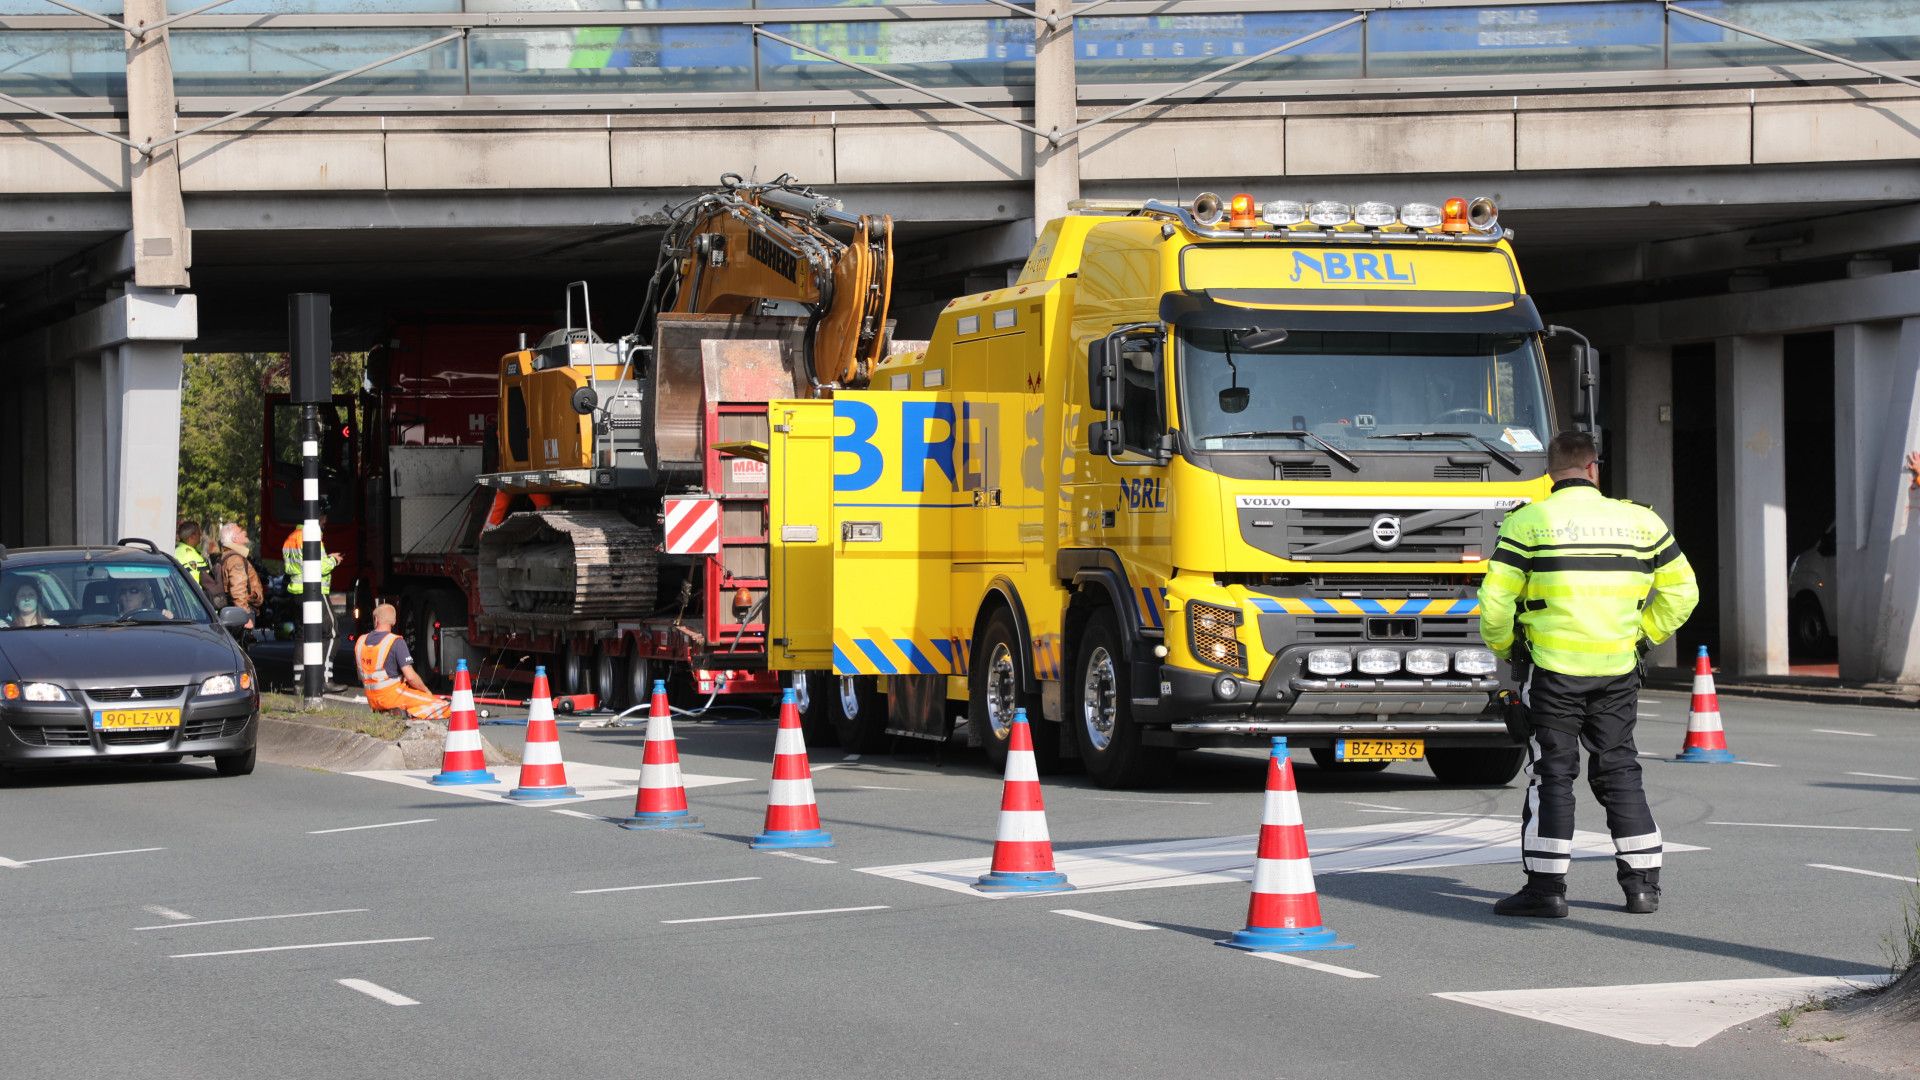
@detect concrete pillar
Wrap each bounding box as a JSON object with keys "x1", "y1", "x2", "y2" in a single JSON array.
[
  {"x1": 1715, "y1": 334, "x2": 1790, "y2": 675},
  {"x1": 19, "y1": 370, "x2": 49, "y2": 548},
  {"x1": 0, "y1": 370, "x2": 21, "y2": 546},
  {"x1": 72, "y1": 355, "x2": 107, "y2": 545},
  {"x1": 1833, "y1": 316, "x2": 1920, "y2": 685},
  {"x1": 111, "y1": 340, "x2": 184, "y2": 545},
  {"x1": 1619, "y1": 344, "x2": 1679, "y2": 667},
  {"x1": 44, "y1": 366, "x2": 77, "y2": 545},
  {"x1": 1029, "y1": 0, "x2": 1079, "y2": 233},
  {"x1": 124, "y1": 0, "x2": 190, "y2": 288}
]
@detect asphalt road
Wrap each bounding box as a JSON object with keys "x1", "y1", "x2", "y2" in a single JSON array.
[{"x1": 4, "y1": 689, "x2": 1916, "y2": 1080}]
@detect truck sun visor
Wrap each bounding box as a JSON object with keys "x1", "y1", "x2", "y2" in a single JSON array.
[{"x1": 1158, "y1": 291, "x2": 1544, "y2": 335}]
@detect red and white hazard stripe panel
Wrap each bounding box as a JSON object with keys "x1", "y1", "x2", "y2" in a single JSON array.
[{"x1": 662, "y1": 497, "x2": 721, "y2": 556}]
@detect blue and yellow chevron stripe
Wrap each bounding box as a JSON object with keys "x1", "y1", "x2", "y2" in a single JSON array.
[
  {"x1": 1137, "y1": 585, "x2": 1170, "y2": 629},
  {"x1": 833, "y1": 630, "x2": 960, "y2": 676},
  {"x1": 1246, "y1": 597, "x2": 1481, "y2": 616},
  {"x1": 1030, "y1": 634, "x2": 1065, "y2": 681}
]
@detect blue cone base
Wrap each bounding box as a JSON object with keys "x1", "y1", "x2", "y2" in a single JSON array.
[
  {"x1": 429, "y1": 769, "x2": 498, "y2": 786},
  {"x1": 1674, "y1": 747, "x2": 1737, "y2": 763},
  {"x1": 1218, "y1": 924, "x2": 1355, "y2": 952},
  {"x1": 620, "y1": 811, "x2": 703, "y2": 831},
  {"x1": 750, "y1": 829, "x2": 835, "y2": 850},
  {"x1": 505, "y1": 785, "x2": 578, "y2": 801},
  {"x1": 973, "y1": 870, "x2": 1075, "y2": 894}
]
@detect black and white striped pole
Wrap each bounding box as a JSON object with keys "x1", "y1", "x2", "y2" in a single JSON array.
[{"x1": 289, "y1": 293, "x2": 332, "y2": 708}]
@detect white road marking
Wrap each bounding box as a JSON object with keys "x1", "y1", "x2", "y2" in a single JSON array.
[
  {"x1": 1729, "y1": 761, "x2": 1780, "y2": 768},
  {"x1": 1814, "y1": 729, "x2": 1877, "y2": 737},
  {"x1": 850, "y1": 785, "x2": 916, "y2": 792},
  {"x1": 1848, "y1": 771, "x2": 1918, "y2": 781},
  {"x1": 21, "y1": 847, "x2": 165, "y2": 864},
  {"x1": 348, "y1": 763, "x2": 749, "y2": 806},
  {"x1": 1352, "y1": 809, "x2": 1518, "y2": 818},
  {"x1": 809, "y1": 763, "x2": 843, "y2": 771},
  {"x1": 549, "y1": 808, "x2": 613, "y2": 821},
  {"x1": 859, "y1": 818, "x2": 1707, "y2": 898},
  {"x1": 0, "y1": 855, "x2": 27, "y2": 868},
  {"x1": 1088, "y1": 797, "x2": 1212, "y2": 806},
  {"x1": 765, "y1": 851, "x2": 837, "y2": 864},
  {"x1": 169, "y1": 937, "x2": 432, "y2": 959},
  {"x1": 1808, "y1": 863, "x2": 1920, "y2": 884},
  {"x1": 1343, "y1": 801, "x2": 1412, "y2": 811},
  {"x1": 142, "y1": 906, "x2": 192, "y2": 921},
  {"x1": 1052, "y1": 909, "x2": 1158, "y2": 930},
  {"x1": 1636, "y1": 752, "x2": 1662, "y2": 759},
  {"x1": 840, "y1": 754, "x2": 862, "y2": 764},
  {"x1": 1637, "y1": 712, "x2": 1662, "y2": 718},
  {"x1": 307, "y1": 818, "x2": 436, "y2": 835},
  {"x1": 662, "y1": 905, "x2": 888, "y2": 925},
  {"x1": 1253, "y1": 952, "x2": 1378, "y2": 980},
  {"x1": 1708, "y1": 822, "x2": 1911, "y2": 832},
  {"x1": 336, "y1": 979, "x2": 419, "y2": 1006},
  {"x1": 574, "y1": 877, "x2": 760, "y2": 895},
  {"x1": 1436, "y1": 974, "x2": 1892, "y2": 1047},
  {"x1": 136, "y1": 908, "x2": 370, "y2": 931}
]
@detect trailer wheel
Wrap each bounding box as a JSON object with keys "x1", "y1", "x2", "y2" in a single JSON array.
[
  {"x1": 593, "y1": 644, "x2": 627, "y2": 712},
  {"x1": 415, "y1": 589, "x2": 465, "y2": 692},
  {"x1": 831, "y1": 675, "x2": 887, "y2": 752},
  {"x1": 1070, "y1": 606, "x2": 1169, "y2": 788},
  {"x1": 971, "y1": 607, "x2": 1063, "y2": 773},
  {"x1": 557, "y1": 645, "x2": 592, "y2": 700},
  {"x1": 790, "y1": 670, "x2": 839, "y2": 747},
  {"x1": 1426, "y1": 747, "x2": 1525, "y2": 786},
  {"x1": 627, "y1": 653, "x2": 655, "y2": 716}
]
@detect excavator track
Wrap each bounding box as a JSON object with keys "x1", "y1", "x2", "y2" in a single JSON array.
[{"x1": 476, "y1": 510, "x2": 658, "y2": 620}]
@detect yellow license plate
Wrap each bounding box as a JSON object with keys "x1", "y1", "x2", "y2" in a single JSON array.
[
  {"x1": 1338, "y1": 738, "x2": 1424, "y2": 761},
  {"x1": 94, "y1": 708, "x2": 181, "y2": 730}
]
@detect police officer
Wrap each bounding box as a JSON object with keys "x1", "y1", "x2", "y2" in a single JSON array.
[
  {"x1": 283, "y1": 510, "x2": 342, "y2": 685},
  {"x1": 1479, "y1": 430, "x2": 1699, "y2": 917},
  {"x1": 175, "y1": 521, "x2": 211, "y2": 596}
]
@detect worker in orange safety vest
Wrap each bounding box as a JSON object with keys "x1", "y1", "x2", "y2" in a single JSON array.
[{"x1": 355, "y1": 602, "x2": 450, "y2": 720}]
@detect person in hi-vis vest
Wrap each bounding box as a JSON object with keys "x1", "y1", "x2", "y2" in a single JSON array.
[
  {"x1": 284, "y1": 511, "x2": 342, "y2": 685},
  {"x1": 356, "y1": 603, "x2": 449, "y2": 720}
]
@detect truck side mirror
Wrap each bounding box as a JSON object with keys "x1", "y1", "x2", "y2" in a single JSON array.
[
  {"x1": 1087, "y1": 338, "x2": 1111, "y2": 411},
  {"x1": 1087, "y1": 420, "x2": 1116, "y2": 454},
  {"x1": 1570, "y1": 343, "x2": 1598, "y2": 424}
]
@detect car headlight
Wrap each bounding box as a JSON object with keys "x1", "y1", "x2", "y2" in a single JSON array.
[
  {"x1": 1454, "y1": 648, "x2": 1498, "y2": 676},
  {"x1": 1405, "y1": 648, "x2": 1449, "y2": 676},
  {"x1": 1356, "y1": 648, "x2": 1400, "y2": 675},
  {"x1": 1306, "y1": 648, "x2": 1352, "y2": 676},
  {"x1": 1186, "y1": 601, "x2": 1247, "y2": 673},
  {"x1": 11, "y1": 682, "x2": 70, "y2": 702},
  {"x1": 199, "y1": 674, "x2": 237, "y2": 695}
]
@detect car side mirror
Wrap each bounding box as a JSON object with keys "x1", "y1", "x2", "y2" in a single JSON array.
[
  {"x1": 219, "y1": 606, "x2": 250, "y2": 634},
  {"x1": 1087, "y1": 338, "x2": 1110, "y2": 411}
]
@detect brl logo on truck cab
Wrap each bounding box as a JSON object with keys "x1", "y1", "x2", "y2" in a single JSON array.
[
  {"x1": 1118, "y1": 477, "x2": 1166, "y2": 513},
  {"x1": 1290, "y1": 251, "x2": 1416, "y2": 286}
]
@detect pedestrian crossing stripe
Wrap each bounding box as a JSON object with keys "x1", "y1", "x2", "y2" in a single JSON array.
[
  {"x1": 1247, "y1": 597, "x2": 1480, "y2": 616},
  {"x1": 833, "y1": 631, "x2": 958, "y2": 676}
]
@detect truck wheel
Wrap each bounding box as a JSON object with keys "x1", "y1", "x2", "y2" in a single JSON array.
[
  {"x1": 1070, "y1": 606, "x2": 1169, "y2": 788},
  {"x1": 791, "y1": 671, "x2": 839, "y2": 747},
  {"x1": 627, "y1": 653, "x2": 655, "y2": 715},
  {"x1": 1426, "y1": 747, "x2": 1524, "y2": 786},
  {"x1": 557, "y1": 645, "x2": 591, "y2": 700},
  {"x1": 593, "y1": 645, "x2": 626, "y2": 711},
  {"x1": 1309, "y1": 748, "x2": 1391, "y2": 774},
  {"x1": 971, "y1": 608, "x2": 1065, "y2": 773},
  {"x1": 832, "y1": 675, "x2": 887, "y2": 752}
]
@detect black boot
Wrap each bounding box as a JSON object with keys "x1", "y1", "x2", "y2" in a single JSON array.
[
  {"x1": 1623, "y1": 891, "x2": 1660, "y2": 914},
  {"x1": 1494, "y1": 889, "x2": 1569, "y2": 918}
]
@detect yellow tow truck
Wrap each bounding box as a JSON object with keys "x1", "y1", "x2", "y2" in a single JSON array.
[{"x1": 763, "y1": 193, "x2": 1592, "y2": 788}]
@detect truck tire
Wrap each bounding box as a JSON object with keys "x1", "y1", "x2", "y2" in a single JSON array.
[
  {"x1": 557, "y1": 645, "x2": 591, "y2": 700},
  {"x1": 627, "y1": 653, "x2": 656, "y2": 715},
  {"x1": 971, "y1": 607, "x2": 1065, "y2": 773},
  {"x1": 1309, "y1": 748, "x2": 1391, "y2": 774},
  {"x1": 790, "y1": 670, "x2": 839, "y2": 747},
  {"x1": 593, "y1": 644, "x2": 626, "y2": 711},
  {"x1": 1069, "y1": 606, "x2": 1170, "y2": 788},
  {"x1": 414, "y1": 589, "x2": 465, "y2": 692},
  {"x1": 832, "y1": 674, "x2": 887, "y2": 752},
  {"x1": 1426, "y1": 747, "x2": 1525, "y2": 786}
]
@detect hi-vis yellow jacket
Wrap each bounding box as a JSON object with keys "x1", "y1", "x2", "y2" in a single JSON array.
[{"x1": 1479, "y1": 480, "x2": 1699, "y2": 677}]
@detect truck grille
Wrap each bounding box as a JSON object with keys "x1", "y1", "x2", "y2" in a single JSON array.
[
  {"x1": 1277, "y1": 614, "x2": 1483, "y2": 645},
  {"x1": 86, "y1": 685, "x2": 186, "y2": 703},
  {"x1": 1236, "y1": 505, "x2": 1507, "y2": 562}
]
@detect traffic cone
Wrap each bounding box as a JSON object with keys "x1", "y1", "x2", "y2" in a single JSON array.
[
  {"x1": 973, "y1": 708, "x2": 1073, "y2": 894},
  {"x1": 621, "y1": 679, "x2": 702, "y2": 830},
  {"x1": 1675, "y1": 645, "x2": 1736, "y2": 763},
  {"x1": 1220, "y1": 737, "x2": 1353, "y2": 952},
  {"x1": 505, "y1": 666, "x2": 578, "y2": 800},
  {"x1": 429, "y1": 658, "x2": 496, "y2": 786},
  {"x1": 750, "y1": 687, "x2": 833, "y2": 849}
]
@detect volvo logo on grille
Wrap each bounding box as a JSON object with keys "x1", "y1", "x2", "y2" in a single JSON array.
[{"x1": 1370, "y1": 514, "x2": 1403, "y2": 550}]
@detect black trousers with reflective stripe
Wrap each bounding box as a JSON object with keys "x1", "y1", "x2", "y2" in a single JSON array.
[{"x1": 1518, "y1": 667, "x2": 1662, "y2": 895}]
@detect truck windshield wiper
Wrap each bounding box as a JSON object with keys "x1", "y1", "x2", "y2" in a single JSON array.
[
  {"x1": 1367, "y1": 430, "x2": 1521, "y2": 474},
  {"x1": 1208, "y1": 429, "x2": 1357, "y2": 473}
]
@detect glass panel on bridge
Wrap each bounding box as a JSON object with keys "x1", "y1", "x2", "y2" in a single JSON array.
[
  {"x1": 758, "y1": 20, "x2": 1034, "y2": 90},
  {"x1": 1668, "y1": 0, "x2": 1920, "y2": 66},
  {"x1": 170, "y1": 30, "x2": 465, "y2": 95},
  {"x1": 1074, "y1": 12, "x2": 1362, "y2": 84},
  {"x1": 0, "y1": 31, "x2": 124, "y2": 97},
  {"x1": 469, "y1": 26, "x2": 755, "y2": 93},
  {"x1": 1368, "y1": 2, "x2": 1666, "y2": 76},
  {"x1": 196, "y1": 1, "x2": 460, "y2": 12}
]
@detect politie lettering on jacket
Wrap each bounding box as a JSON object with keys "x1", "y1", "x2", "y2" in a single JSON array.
[{"x1": 1290, "y1": 251, "x2": 1415, "y2": 285}]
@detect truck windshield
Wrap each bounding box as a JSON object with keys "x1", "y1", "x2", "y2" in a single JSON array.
[{"x1": 1178, "y1": 328, "x2": 1551, "y2": 456}]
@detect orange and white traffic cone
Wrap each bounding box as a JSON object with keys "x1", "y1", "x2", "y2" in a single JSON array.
[
  {"x1": 750, "y1": 686, "x2": 833, "y2": 849},
  {"x1": 973, "y1": 707, "x2": 1073, "y2": 894},
  {"x1": 429, "y1": 658, "x2": 496, "y2": 786},
  {"x1": 1675, "y1": 645, "x2": 1736, "y2": 763},
  {"x1": 621, "y1": 679, "x2": 701, "y2": 830},
  {"x1": 506, "y1": 666, "x2": 577, "y2": 800},
  {"x1": 1220, "y1": 737, "x2": 1352, "y2": 952}
]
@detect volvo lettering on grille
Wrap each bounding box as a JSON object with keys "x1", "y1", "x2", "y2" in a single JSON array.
[{"x1": 1370, "y1": 514, "x2": 1403, "y2": 551}]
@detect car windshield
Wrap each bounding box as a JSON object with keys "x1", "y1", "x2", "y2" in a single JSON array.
[
  {"x1": 1, "y1": 558, "x2": 209, "y2": 629},
  {"x1": 1179, "y1": 328, "x2": 1552, "y2": 455}
]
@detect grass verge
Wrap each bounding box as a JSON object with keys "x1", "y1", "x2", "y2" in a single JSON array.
[{"x1": 259, "y1": 691, "x2": 407, "y2": 742}]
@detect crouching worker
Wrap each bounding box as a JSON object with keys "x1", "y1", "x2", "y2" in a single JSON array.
[{"x1": 356, "y1": 603, "x2": 449, "y2": 720}]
